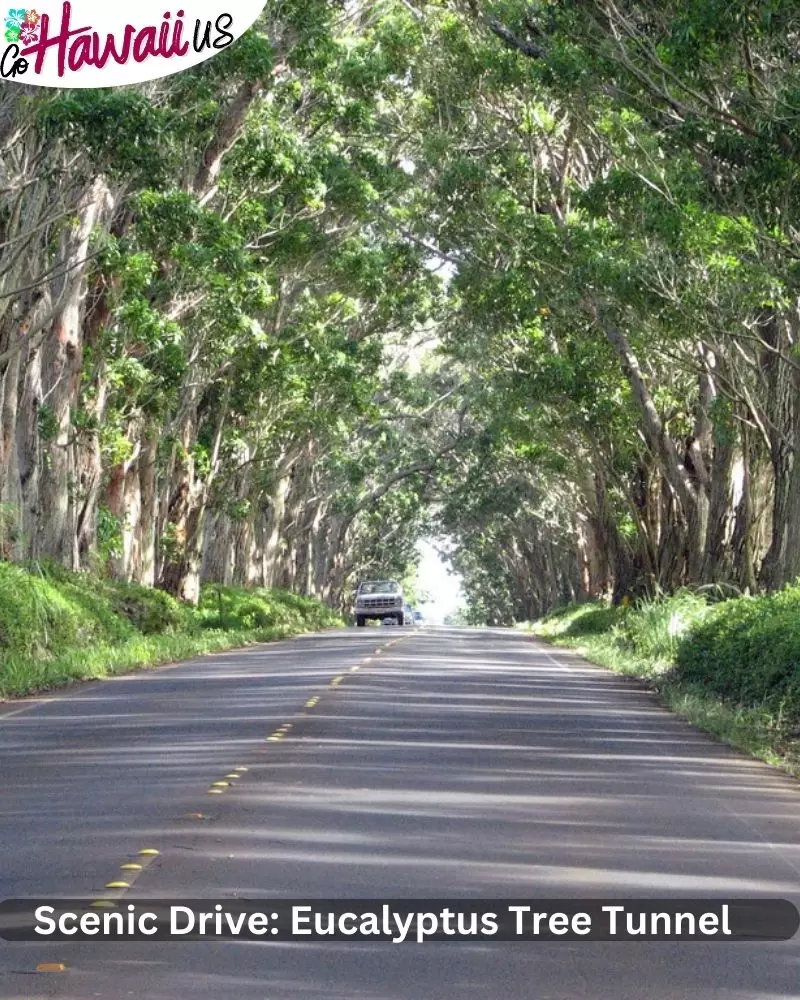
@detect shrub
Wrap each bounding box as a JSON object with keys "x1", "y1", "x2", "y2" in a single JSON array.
[
  {"x1": 563, "y1": 605, "x2": 622, "y2": 636},
  {"x1": 0, "y1": 564, "x2": 342, "y2": 698},
  {"x1": 614, "y1": 590, "x2": 710, "y2": 664},
  {"x1": 103, "y1": 580, "x2": 192, "y2": 634},
  {"x1": 0, "y1": 562, "x2": 134, "y2": 660},
  {"x1": 532, "y1": 601, "x2": 623, "y2": 639},
  {"x1": 197, "y1": 584, "x2": 339, "y2": 633},
  {"x1": 675, "y1": 585, "x2": 800, "y2": 722}
]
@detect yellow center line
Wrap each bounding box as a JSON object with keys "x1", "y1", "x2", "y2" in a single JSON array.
[{"x1": 85, "y1": 637, "x2": 379, "y2": 962}]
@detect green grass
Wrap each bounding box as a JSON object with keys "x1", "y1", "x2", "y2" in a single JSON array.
[
  {"x1": 0, "y1": 562, "x2": 343, "y2": 699},
  {"x1": 520, "y1": 589, "x2": 800, "y2": 778},
  {"x1": 657, "y1": 680, "x2": 796, "y2": 772}
]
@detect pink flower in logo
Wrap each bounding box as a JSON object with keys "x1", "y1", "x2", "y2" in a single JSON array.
[{"x1": 18, "y1": 20, "x2": 36, "y2": 41}]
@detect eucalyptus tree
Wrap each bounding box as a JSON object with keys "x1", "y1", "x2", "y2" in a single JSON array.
[
  {"x1": 0, "y1": 0, "x2": 450, "y2": 602},
  {"x1": 374, "y1": 0, "x2": 800, "y2": 613},
  {"x1": 0, "y1": 2, "x2": 350, "y2": 572},
  {"x1": 4, "y1": 0, "x2": 800, "y2": 621}
]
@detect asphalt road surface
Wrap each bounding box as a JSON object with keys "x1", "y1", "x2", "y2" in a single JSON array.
[{"x1": 2, "y1": 626, "x2": 800, "y2": 999}]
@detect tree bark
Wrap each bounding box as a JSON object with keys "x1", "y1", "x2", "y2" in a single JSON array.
[{"x1": 758, "y1": 311, "x2": 799, "y2": 589}]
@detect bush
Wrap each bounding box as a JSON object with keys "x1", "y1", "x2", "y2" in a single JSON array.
[
  {"x1": 563, "y1": 605, "x2": 622, "y2": 636},
  {"x1": 0, "y1": 563, "x2": 343, "y2": 698},
  {"x1": 675, "y1": 584, "x2": 800, "y2": 722},
  {"x1": 102, "y1": 580, "x2": 192, "y2": 634},
  {"x1": 533, "y1": 601, "x2": 624, "y2": 638},
  {"x1": 614, "y1": 590, "x2": 710, "y2": 664},
  {"x1": 197, "y1": 585, "x2": 339, "y2": 633},
  {"x1": 0, "y1": 562, "x2": 134, "y2": 660},
  {"x1": 527, "y1": 585, "x2": 800, "y2": 773}
]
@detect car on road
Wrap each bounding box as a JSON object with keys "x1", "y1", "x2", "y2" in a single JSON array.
[{"x1": 354, "y1": 579, "x2": 404, "y2": 627}]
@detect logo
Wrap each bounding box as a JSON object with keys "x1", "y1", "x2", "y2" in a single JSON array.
[{"x1": 1, "y1": 0, "x2": 264, "y2": 86}]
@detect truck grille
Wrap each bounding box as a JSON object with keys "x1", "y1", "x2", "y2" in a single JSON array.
[{"x1": 361, "y1": 597, "x2": 397, "y2": 609}]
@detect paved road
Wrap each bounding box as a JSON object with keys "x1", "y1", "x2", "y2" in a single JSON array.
[{"x1": 1, "y1": 627, "x2": 800, "y2": 998}]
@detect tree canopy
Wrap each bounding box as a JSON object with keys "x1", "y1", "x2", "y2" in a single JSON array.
[{"x1": 2, "y1": 0, "x2": 799, "y2": 621}]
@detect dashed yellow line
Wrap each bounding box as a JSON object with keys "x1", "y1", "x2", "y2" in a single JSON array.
[
  {"x1": 101, "y1": 845, "x2": 162, "y2": 892},
  {"x1": 76, "y1": 646, "x2": 382, "y2": 975},
  {"x1": 48, "y1": 842, "x2": 167, "y2": 969}
]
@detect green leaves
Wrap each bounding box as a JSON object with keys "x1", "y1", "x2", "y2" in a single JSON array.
[
  {"x1": 37, "y1": 91, "x2": 178, "y2": 184},
  {"x1": 8, "y1": 0, "x2": 800, "y2": 616}
]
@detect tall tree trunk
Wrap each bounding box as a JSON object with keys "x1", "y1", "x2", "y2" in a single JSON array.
[
  {"x1": 601, "y1": 318, "x2": 709, "y2": 581},
  {"x1": 758, "y1": 311, "x2": 800, "y2": 590},
  {"x1": 22, "y1": 178, "x2": 110, "y2": 567},
  {"x1": 160, "y1": 397, "x2": 227, "y2": 604},
  {"x1": 262, "y1": 458, "x2": 293, "y2": 588},
  {"x1": 731, "y1": 423, "x2": 758, "y2": 593},
  {"x1": 701, "y1": 425, "x2": 735, "y2": 583}
]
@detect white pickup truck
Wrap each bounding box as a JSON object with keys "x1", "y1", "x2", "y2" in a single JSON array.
[{"x1": 354, "y1": 579, "x2": 405, "y2": 626}]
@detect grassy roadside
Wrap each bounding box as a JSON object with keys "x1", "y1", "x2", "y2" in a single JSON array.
[
  {"x1": 0, "y1": 562, "x2": 343, "y2": 700},
  {"x1": 519, "y1": 594, "x2": 800, "y2": 778}
]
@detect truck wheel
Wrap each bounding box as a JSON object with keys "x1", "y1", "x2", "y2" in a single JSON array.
[{"x1": 356, "y1": 615, "x2": 366, "y2": 627}]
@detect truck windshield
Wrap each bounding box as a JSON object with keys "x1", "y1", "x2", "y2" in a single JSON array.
[{"x1": 359, "y1": 581, "x2": 398, "y2": 594}]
